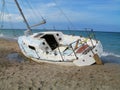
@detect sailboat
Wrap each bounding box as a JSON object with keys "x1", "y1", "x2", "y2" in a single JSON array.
[{"x1": 14, "y1": 0, "x2": 103, "y2": 66}]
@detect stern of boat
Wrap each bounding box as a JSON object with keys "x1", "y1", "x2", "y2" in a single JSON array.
[{"x1": 73, "y1": 40, "x2": 103, "y2": 66}]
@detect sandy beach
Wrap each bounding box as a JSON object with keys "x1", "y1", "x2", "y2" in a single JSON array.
[{"x1": 0, "y1": 38, "x2": 120, "y2": 90}]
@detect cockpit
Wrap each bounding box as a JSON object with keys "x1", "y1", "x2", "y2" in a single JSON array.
[{"x1": 33, "y1": 32, "x2": 63, "y2": 51}]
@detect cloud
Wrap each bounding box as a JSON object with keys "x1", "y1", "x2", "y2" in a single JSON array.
[
  {"x1": 45, "y1": 2, "x2": 56, "y2": 8},
  {"x1": 1, "y1": 0, "x2": 120, "y2": 30},
  {"x1": 3, "y1": 3, "x2": 119, "y2": 26},
  {"x1": 1, "y1": 13, "x2": 23, "y2": 22}
]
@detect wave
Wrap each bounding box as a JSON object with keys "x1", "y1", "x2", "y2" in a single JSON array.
[
  {"x1": 0, "y1": 33, "x2": 4, "y2": 37},
  {"x1": 102, "y1": 52, "x2": 120, "y2": 58},
  {"x1": 101, "y1": 51, "x2": 120, "y2": 64},
  {"x1": 0, "y1": 33, "x2": 18, "y2": 40}
]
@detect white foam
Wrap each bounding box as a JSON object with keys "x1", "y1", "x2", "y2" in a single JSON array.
[
  {"x1": 0, "y1": 33, "x2": 4, "y2": 37},
  {"x1": 102, "y1": 52, "x2": 120, "y2": 58},
  {"x1": 0, "y1": 33, "x2": 18, "y2": 41}
]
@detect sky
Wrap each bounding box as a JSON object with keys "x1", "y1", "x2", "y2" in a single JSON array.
[{"x1": 0, "y1": 0, "x2": 120, "y2": 32}]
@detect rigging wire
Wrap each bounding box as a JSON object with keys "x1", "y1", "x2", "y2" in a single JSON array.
[
  {"x1": 52, "y1": 0, "x2": 75, "y2": 33},
  {"x1": 19, "y1": 0, "x2": 29, "y2": 24},
  {"x1": 52, "y1": 0, "x2": 84, "y2": 36},
  {"x1": 20, "y1": 0, "x2": 46, "y2": 29},
  {"x1": 0, "y1": 0, "x2": 5, "y2": 29},
  {"x1": 25, "y1": 0, "x2": 46, "y2": 30},
  {"x1": 5, "y1": 4, "x2": 13, "y2": 29},
  {"x1": 5, "y1": 2, "x2": 18, "y2": 37},
  {"x1": 0, "y1": 0, "x2": 17, "y2": 36},
  {"x1": 25, "y1": 0, "x2": 45, "y2": 20}
]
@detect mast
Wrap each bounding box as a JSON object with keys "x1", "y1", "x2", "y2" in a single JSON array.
[{"x1": 14, "y1": 0, "x2": 32, "y2": 34}]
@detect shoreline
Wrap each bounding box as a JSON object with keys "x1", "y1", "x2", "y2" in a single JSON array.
[{"x1": 0, "y1": 38, "x2": 120, "y2": 90}]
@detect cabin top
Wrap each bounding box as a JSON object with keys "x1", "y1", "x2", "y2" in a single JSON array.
[
  {"x1": 30, "y1": 31, "x2": 63, "y2": 51},
  {"x1": 32, "y1": 31, "x2": 63, "y2": 38}
]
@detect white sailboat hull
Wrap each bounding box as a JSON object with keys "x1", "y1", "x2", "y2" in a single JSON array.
[{"x1": 18, "y1": 31, "x2": 103, "y2": 66}]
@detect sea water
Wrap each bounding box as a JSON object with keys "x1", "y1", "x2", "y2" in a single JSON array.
[{"x1": 0, "y1": 29, "x2": 120, "y2": 64}]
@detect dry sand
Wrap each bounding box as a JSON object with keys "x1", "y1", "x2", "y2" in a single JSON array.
[{"x1": 0, "y1": 38, "x2": 120, "y2": 90}]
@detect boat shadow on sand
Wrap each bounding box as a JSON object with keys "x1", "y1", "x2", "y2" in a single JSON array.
[{"x1": 6, "y1": 53, "x2": 26, "y2": 63}]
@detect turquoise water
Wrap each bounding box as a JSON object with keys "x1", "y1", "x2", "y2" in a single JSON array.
[{"x1": 0, "y1": 29, "x2": 120, "y2": 63}]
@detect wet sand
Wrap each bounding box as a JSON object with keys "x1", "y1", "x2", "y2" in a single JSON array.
[{"x1": 0, "y1": 38, "x2": 120, "y2": 90}]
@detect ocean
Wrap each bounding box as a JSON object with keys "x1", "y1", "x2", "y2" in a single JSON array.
[{"x1": 0, "y1": 29, "x2": 120, "y2": 64}]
